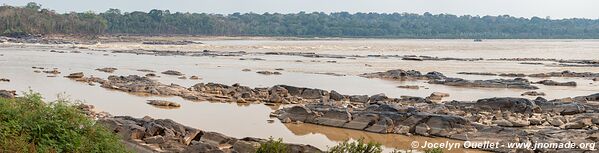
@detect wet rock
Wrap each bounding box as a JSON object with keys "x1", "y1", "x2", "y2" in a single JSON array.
[
  {"x1": 241, "y1": 69, "x2": 251, "y2": 72},
  {"x1": 349, "y1": 95, "x2": 369, "y2": 103},
  {"x1": 162, "y1": 70, "x2": 184, "y2": 76},
  {"x1": 137, "y1": 69, "x2": 155, "y2": 73},
  {"x1": 534, "y1": 80, "x2": 577, "y2": 86},
  {"x1": 96, "y1": 67, "x2": 118, "y2": 73},
  {"x1": 521, "y1": 91, "x2": 545, "y2": 96},
  {"x1": 397, "y1": 85, "x2": 419, "y2": 89},
  {"x1": 329, "y1": 90, "x2": 344, "y2": 101},
  {"x1": 426, "y1": 92, "x2": 450, "y2": 101},
  {"x1": 369, "y1": 93, "x2": 388, "y2": 102},
  {"x1": 43, "y1": 68, "x2": 61, "y2": 74},
  {"x1": 360, "y1": 69, "x2": 443, "y2": 80},
  {"x1": 457, "y1": 72, "x2": 498, "y2": 76},
  {"x1": 0, "y1": 90, "x2": 16, "y2": 98},
  {"x1": 256, "y1": 71, "x2": 282, "y2": 75},
  {"x1": 429, "y1": 78, "x2": 538, "y2": 89},
  {"x1": 145, "y1": 73, "x2": 157, "y2": 77},
  {"x1": 178, "y1": 76, "x2": 187, "y2": 79},
  {"x1": 65, "y1": 72, "x2": 84, "y2": 79},
  {"x1": 475, "y1": 97, "x2": 539, "y2": 113},
  {"x1": 147, "y1": 100, "x2": 181, "y2": 107},
  {"x1": 189, "y1": 76, "x2": 200, "y2": 80},
  {"x1": 0, "y1": 78, "x2": 9, "y2": 82}
]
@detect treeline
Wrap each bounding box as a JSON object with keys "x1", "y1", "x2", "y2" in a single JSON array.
[
  {"x1": 3, "y1": 2, "x2": 599, "y2": 38},
  {"x1": 0, "y1": 3, "x2": 106, "y2": 36}
]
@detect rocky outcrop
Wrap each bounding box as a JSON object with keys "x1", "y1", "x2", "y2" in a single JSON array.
[
  {"x1": 0, "y1": 90, "x2": 16, "y2": 98},
  {"x1": 65, "y1": 72, "x2": 84, "y2": 78},
  {"x1": 96, "y1": 67, "x2": 118, "y2": 73},
  {"x1": 521, "y1": 91, "x2": 545, "y2": 96},
  {"x1": 360, "y1": 69, "x2": 446, "y2": 80},
  {"x1": 429, "y1": 78, "x2": 538, "y2": 89},
  {"x1": 274, "y1": 93, "x2": 599, "y2": 153},
  {"x1": 147, "y1": 100, "x2": 181, "y2": 108},
  {"x1": 534, "y1": 80, "x2": 577, "y2": 86},
  {"x1": 161, "y1": 70, "x2": 184, "y2": 76},
  {"x1": 100, "y1": 116, "x2": 321, "y2": 153},
  {"x1": 256, "y1": 71, "x2": 282, "y2": 75}
]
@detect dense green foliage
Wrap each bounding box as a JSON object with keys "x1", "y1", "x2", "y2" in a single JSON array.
[
  {"x1": 3, "y1": 2, "x2": 599, "y2": 38},
  {"x1": 256, "y1": 137, "x2": 287, "y2": 153},
  {"x1": 0, "y1": 92, "x2": 130, "y2": 153},
  {"x1": 0, "y1": 3, "x2": 106, "y2": 36},
  {"x1": 328, "y1": 138, "x2": 383, "y2": 153}
]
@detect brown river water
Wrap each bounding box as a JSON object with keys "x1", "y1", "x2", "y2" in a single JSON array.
[{"x1": 1, "y1": 39, "x2": 599, "y2": 152}]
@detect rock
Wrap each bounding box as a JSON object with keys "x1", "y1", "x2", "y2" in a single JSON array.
[
  {"x1": 315, "y1": 109, "x2": 351, "y2": 127},
  {"x1": 162, "y1": 70, "x2": 184, "y2": 76},
  {"x1": 548, "y1": 117, "x2": 565, "y2": 127},
  {"x1": 189, "y1": 76, "x2": 200, "y2": 80},
  {"x1": 96, "y1": 67, "x2": 118, "y2": 73},
  {"x1": 397, "y1": 85, "x2": 419, "y2": 89},
  {"x1": 0, "y1": 78, "x2": 9, "y2": 82},
  {"x1": 178, "y1": 76, "x2": 187, "y2": 79},
  {"x1": 476, "y1": 97, "x2": 539, "y2": 113},
  {"x1": 368, "y1": 93, "x2": 388, "y2": 102},
  {"x1": 143, "y1": 135, "x2": 166, "y2": 144},
  {"x1": 427, "y1": 92, "x2": 449, "y2": 101},
  {"x1": 242, "y1": 69, "x2": 251, "y2": 72},
  {"x1": 329, "y1": 90, "x2": 344, "y2": 101},
  {"x1": 300, "y1": 88, "x2": 324, "y2": 99},
  {"x1": 521, "y1": 91, "x2": 545, "y2": 96},
  {"x1": 65, "y1": 72, "x2": 84, "y2": 78},
  {"x1": 146, "y1": 100, "x2": 181, "y2": 107},
  {"x1": 256, "y1": 71, "x2": 281, "y2": 75},
  {"x1": 0, "y1": 90, "x2": 16, "y2": 98},
  {"x1": 349, "y1": 95, "x2": 368, "y2": 103},
  {"x1": 43, "y1": 68, "x2": 61, "y2": 74},
  {"x1": 593, "y1": 78, "x2": 599, "y2": 81},
  {"x1": 534, "y1": 80, "x2": 577, "y2": 86},
  {"x1": 429, "y1": 78, "x2": 538, "y2": 89},
  {"x1": 493, "y1": 119, "x2": 513, "y2": 127},
  {"x1": 145, "y1": 73, "x2": 157, "y2": 77},
  {"x1": 137, "y1": 69, "x2": 155, "y2": 73},
  {"x1": 278, "y1": 106, "x2": 315, "y2": 123}
]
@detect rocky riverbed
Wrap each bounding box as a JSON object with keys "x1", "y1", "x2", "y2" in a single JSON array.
[{"x1": 2, "y1": 37, "x2": 599, "y2": 152}]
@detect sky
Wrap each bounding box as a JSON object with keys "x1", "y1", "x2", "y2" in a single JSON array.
[{"x1": 2, "y1": 0, "x2": 598, "y2": 19}]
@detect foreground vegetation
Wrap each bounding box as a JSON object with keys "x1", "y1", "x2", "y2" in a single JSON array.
[
  {"x1": 2, "y1": 2, "x2": 599, "y2": 38},
  {"x1": 0, "y1": 92, "x2": 129, "y2": 152}
]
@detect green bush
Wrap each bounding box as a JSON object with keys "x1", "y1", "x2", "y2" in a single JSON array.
[
  {"x1": 328, "y1": 138, "x2": 383, "y2": 153},
  {"x1": 424, "y1": 147, "x2": 443, "y2": 153},
  {"x1": 256, "y1": 137, "x2": 287, "y2": 153},
  {"x1": 0, "y1": 92, "x2": 130, "y2": 153}
]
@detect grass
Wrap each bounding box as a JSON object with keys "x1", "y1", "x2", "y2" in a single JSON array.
[
  {"x1": 0, "y1": 91, "x2": 130, "y2": 153},
  {"x1": 328, "y1": 138, "x2": 383, "y2": 153},
  {"x1": 256, "y1": 137, "x2": 287, "y2": 153}
]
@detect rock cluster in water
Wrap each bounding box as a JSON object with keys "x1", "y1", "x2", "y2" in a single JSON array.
[
  {"x1": 361, "y1": 69, "x2": 539, "y2": 89},
  {"x1": 274, "y1": 94, "x2": 599, "y2": 152}
]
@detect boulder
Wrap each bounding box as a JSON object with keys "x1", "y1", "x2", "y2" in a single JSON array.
[
  {"x1": 96, "y1": 67, "x2": 118, "y2": 73},
  {"x1": 349, "y1": 95, "x2": 368, "y2": 103},
  {"x1": 65, "y1": 72, "x2": 84, "y2": 78},
  {"x1": 147, "y1": 100, "x2": 181, "y2": 107},
  {"x1": 315, "y1": 109, "x2": 351, "y2": 127},
  {"x1": 0, "y1": 90, "x2": 16, "y2": 98},
  {"x1": 534, "y1": 80, "x2": 577, "y2": 86},
  {"x1": 368, "y1": 93, "x2": 388, "y2": 102},
  {"x1": 476, "y1": 97, "x2": 539, "y2": 113},
  {"x1": 329, "y1": 90, "x2": 344, "y2": 101},
  {"x1": 162, "y1": 70, "x2": 184, "y2": 76}
]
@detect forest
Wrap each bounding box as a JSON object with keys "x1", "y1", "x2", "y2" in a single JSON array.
[{"x1": 2, "y1": 2, "x2": 599, "y2": 38}]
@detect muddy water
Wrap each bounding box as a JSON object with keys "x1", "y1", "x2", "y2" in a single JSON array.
[{"x1": 1, "y1": 39, "x2": 598, "y2": 152}]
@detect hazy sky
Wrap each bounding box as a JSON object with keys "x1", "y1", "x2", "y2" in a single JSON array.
[{"x1": 3, "y1": 0, "x2": 598, "y2": 19}]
